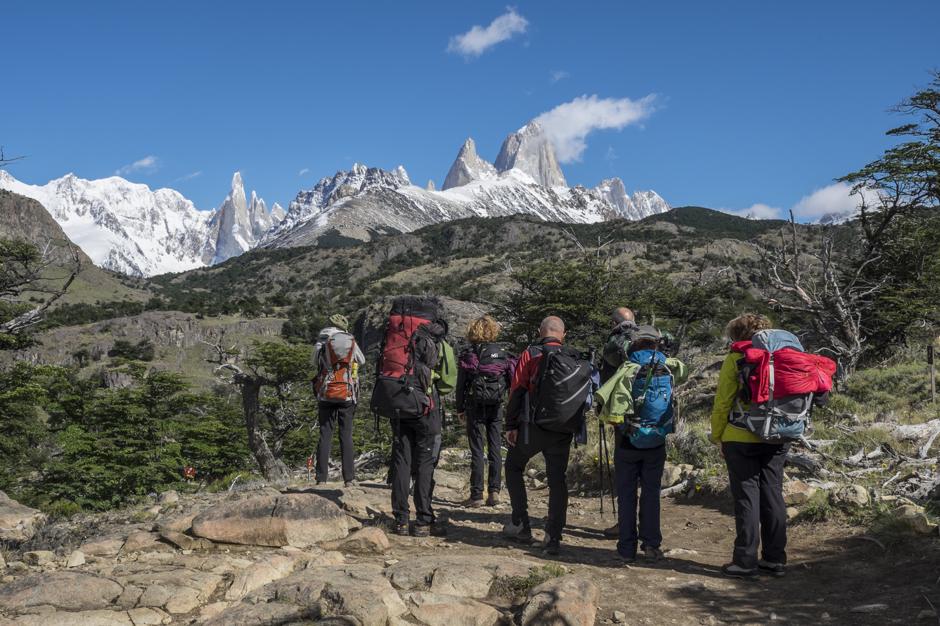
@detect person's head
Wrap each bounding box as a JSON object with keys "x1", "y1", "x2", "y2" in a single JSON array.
[
  {"x1": 539, "y1": 316, "x2": 566, "y2": 340},
  {"x1": 466, "y1": 315, "x2": 500, "y2": 344},
  {"x1": 329, "y1": 313, "x2": 350, "y2": 331},
  {"x1": 611, "y1": 307, "x2": 635, "y2": 328},
  {"x1": 725, "y1": 313, "x2": 772, "y2": 342}
]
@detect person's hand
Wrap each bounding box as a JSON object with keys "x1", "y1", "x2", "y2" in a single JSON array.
[
  {"x1": 505, "y1": 429, "x2": 518, "y2": 447},
  {"x1": 457, "y1": 412, "x2": 466, "y2": 424}
]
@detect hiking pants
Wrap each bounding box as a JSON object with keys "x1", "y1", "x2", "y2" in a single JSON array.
[
  {"x1": 467, "y1": 405, "x2": 503, "y2": 499},
  {"x1": 723, "y1": 441, "x2": 789, "y2": 569},
  {"x1": 505, "y1": 424, "x2": 573, "y2": 542},
  {"x1": 391, "y1": 418, "x2": 435, "y2": 527},
  {"x1": 316, "y1": 401, "x2": 356, "y2": 483},
  {"x1": 614, "y1": 444, "x2": 665, "y2": 558}
]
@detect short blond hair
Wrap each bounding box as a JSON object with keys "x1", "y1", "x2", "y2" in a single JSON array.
[
  {"x1": 725, "y1": 313, "x2": 772, "y2": 342},
  {"x1": 467, "y1": 315, "x2": 500, "y2": 344}
]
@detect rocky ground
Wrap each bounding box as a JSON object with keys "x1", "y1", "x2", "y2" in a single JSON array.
[{"x1": 1, "y1": 463, "x2": 939, "y2": 626}]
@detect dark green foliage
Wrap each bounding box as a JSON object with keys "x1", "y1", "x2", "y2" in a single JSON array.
[{"x1": 107, "y1": 339, "x2": 156, "y2": 361}]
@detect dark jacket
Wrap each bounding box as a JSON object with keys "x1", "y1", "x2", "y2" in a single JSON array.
[{"x1": 505, "y1": 336, "x2": 563, "y2": 430}]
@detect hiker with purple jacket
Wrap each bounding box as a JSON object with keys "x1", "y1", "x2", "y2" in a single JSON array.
[{"x1": 456, "y1": 315, "x2": 515, "y2": 507}]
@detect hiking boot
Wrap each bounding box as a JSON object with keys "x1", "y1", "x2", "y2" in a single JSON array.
[
  {"x1": 721, "y1": 563, "x2": 758, "y2": 579},
  {"x1": 463, "y1": 497, "x2": 485, "y2": 508},
  {"x1": 411, "y1": 524, "x2": 430, "y2": 538},
  {"x1": 501, "y1": 519, "x2": 533, "y2": 544},
  {"x1": 542, "y1": 538, "x2": 561, "y2": 557},
  {"x1": 619, "y1": 552, "x2": 637, "y2": 565},
  {"x1": 642, "y1": 546, "x2": 665, "y2": 562},
  {"x1": 602, "y1": 522, "x2": 620, "y2": 538},
  {"x1": 486, "y1": 492, "x2": 501, "y2": 507},
  {"x1": 344, "y1": 480, "x2": 358, "y2": 488},
  {"x1": 758, "y1": 559, "x2": 786, "y2": 577},
  {"x1": 391, "y1": 523, "x2": 410, "y2": 536}
]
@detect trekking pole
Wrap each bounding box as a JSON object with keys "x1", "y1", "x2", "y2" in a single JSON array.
[{"x1": 598, "y1": 420, "x2": 606, "y2": 516}]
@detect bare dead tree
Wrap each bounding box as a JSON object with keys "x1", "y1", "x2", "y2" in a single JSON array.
[
  {"x1": 204, "y1": 331, "x2": 309, "y2": 481},
  {"x1": 0, "y1": 238, "x2": 81, "y2": 338},
  {"x1": 0, "y1": 146, "x2": 25, "y2": 168},
  {"x1": 754, "y1": 212, "x2": 885, "y2": 378}
]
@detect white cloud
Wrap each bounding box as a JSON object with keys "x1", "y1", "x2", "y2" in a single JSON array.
[
  {"x1": 174, "y1": 170, "x2": 202, "y2": 182},
  {"x1": 534, "y1": 94, "x2": 656, "y2": 163},
  {"x1": 721, "y1": 203, "x2": 783, "y2": 220},
  {"x1": 298, "y1": 167, "x2": 310, "y2": 177},
  {"x1": 791, "y1": 182, "x2": 881, "y2": 221},
  {"x1": 115, "y1": 155, "x2": 159, "y2": 176},
  {"x1": 550, "y1": 70, "x2": 569, "y2": 83},
  {"x1": 447, "y1": 8, "x2": 528, "y2": 58}
]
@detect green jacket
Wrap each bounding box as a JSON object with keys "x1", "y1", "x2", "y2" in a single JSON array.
[
  {"x1": 595, "y1": 356, "x2": 688, "y2": 424},
  {"x1": 431, "y1": 339, "x2": 458, "y2": 395},
  {"x1": 709, "y1": 352, "x2": 763, "y2": 444}
]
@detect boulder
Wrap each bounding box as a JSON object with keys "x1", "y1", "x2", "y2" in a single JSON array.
[
  {"x1": 157, "y1": 529, "x2": 213, "y2": 551},
  {"x1": 120, "y1": 531, "x2": 169, "y2": 554},
  {"x1": 0, "y1": 491, "x2": 46, "y2": 543},
  {"x1": 783, "y1": 480, "x2": 818, "y2": 506},
  {"x1": 433, "y1": 469, "x2": 468, "y2": 491},
  {"x1": 520, "y1": 575, "x2": 599, "y2": 626},
  {"x1": 661, "y1": 463, "x2": 683, "y2": 488},
  {"x1": 203, "y1": 601, "x2": 309, "y2": 626},
  {"x1": 225, "y1": 554, "x2": 296, "y2": 601},
  {"x1": 250, "y1": 563, "x2": 407, "y2": 626},
  {"x1": 191, "y1": 492, "x2": 348, "y2": 548},
  {"x1": 896, "y1": 504, "x2": 938, "y2": 535},
  {"x1": 405, "y1": 591, "x2": 501, "y2": 626},
  {"x1": 386, "y1": 554, "x2": 538, "y2": 599},
  {"x1": 80, "y1": 535, "x2": 127, "y2": 558},
  {"x1": 156, "y1": 512, "x2": 196, "y2": 534},
  {"x1": 157, "y1": 490, "x2": 179, "y2": 505},
  {"x1": 12, "y1": 609, "x2": 134, "y2": 626},
  {"x1": 831, "y1": 485, "x2": 871, "y2": 508},
  {"x1": 66, "y1": 550, "x2": 86, "y2": 568},
  {"x1": 322, "y1": 527, "x2": 389, "y2": 554},
  {"x1": 23, "y1": 550, "x2": 55, "y2": 567},
  {"x1": 113, "y1": 563, "x2": 223, "y2": 614},
  {"x1": 0, "y1": 571, "x2": 123, "y2": 612},
  {"x1": 786, "y1": 507, "x2": 799, "y2": 521}
]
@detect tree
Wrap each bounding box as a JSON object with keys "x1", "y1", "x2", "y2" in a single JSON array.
[
  {"x1": 0, "y1": 238, "x2": 80, "y2": 346},
  {"x1": 205, "y1": 331, "x2": 313, "y2": 480}
]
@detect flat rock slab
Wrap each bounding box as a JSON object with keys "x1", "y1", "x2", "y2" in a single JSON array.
[
  {"x1": 322, "y1": 526, "x2": 389, "y2": 554},
  {"x1": 386, "y1": 554, "x2": 540, "y2": 599},
  {"x1": 225, "y1": 554, "x2": 296, "y2": 601},
  {"x1": 405, "y1": 591, "x2": 502, "y2": 626},
  {"x1": 191, "y1": 492, "x2": 348, "y2": 548},
  {"x1": 238, "y1": 563, "x2": 407, "y2": 626},
  {"x1": 521, "y1": 575, "x2": 599, "y2": 626},
  {"x1": 0, "y1": 571, "x2": 123, "y2": 612},
  {"x1": 0, "y1": 491, "x2": 46, "y2": 543}
]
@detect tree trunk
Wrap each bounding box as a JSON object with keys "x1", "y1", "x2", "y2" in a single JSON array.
[{"x1": 239, "y1": 377, "x2": 291, "y2": 481}]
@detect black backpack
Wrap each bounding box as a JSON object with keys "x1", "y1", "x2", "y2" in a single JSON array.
[
  {"x1": 531, "y1": 345, "x2": 593, "y2": 434},
  {"x1": 467, "y1": 343, "x2": 511, "y2": 407}
]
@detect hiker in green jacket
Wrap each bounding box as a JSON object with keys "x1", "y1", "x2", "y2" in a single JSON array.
[{"x1": 710, "y1": 313, "x2": 789, "y2": 579}]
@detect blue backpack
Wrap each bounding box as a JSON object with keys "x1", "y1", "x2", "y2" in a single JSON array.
[{"x1": 625, "y1": 349, "x2": 676, "y2": 448}]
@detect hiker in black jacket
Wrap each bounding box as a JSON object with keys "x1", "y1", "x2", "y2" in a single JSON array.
[{"x1": 456, "y1": 315, "x2": 513, "y2": 508}]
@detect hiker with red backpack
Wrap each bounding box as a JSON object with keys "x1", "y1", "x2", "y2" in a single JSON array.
[
  {"x1": 503, "y1": 316, "x2": 596, "y2": 557},
  {"x1": 311, "y1": 314, "x2": 366, "y2": 487},
  {"x1": 371, "y1": 296, "x2": 450, "y2": 537},
  {"x1": 595, "y1": 325, "x2": 688, "y2": 563},
  {"x1": 711, "y1": 314, "x2": 836, "y2": 578},
  {"x1": 456, "y1": 315, "x2": 515, "y2": 508}
]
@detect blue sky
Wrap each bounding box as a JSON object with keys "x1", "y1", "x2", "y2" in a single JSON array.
[{"x1": 2, "y1": 0, "x2": 938, "y2": 219}]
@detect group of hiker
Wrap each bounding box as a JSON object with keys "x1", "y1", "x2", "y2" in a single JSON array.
[{"x1": 310, "y1": 297, "x2": 836, "y2": 578}]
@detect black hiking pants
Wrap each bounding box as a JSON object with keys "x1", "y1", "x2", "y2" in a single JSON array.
[
  {"x1": 391, "y1": 418, "x2": 435, "y2": 527},
  {"x1": 467, "y1": 405, "x2": 503, "y2": 500},
  {"x1": 723, "y1": 441, "x2": 789, "y2": 569},
  {"x1": 316, "y1": 401, "x2": 356, "y2": 483},
  {"x1": 615, "y1": 443, "x2": 666, "y2": 558},
  {"x1": 505, "y1": 424, "x2": 572, "y2": 542}
]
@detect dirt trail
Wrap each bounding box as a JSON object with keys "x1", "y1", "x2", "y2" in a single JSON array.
[{"x1": 352, "y1": 477, "x2": 940, "y2": 625}]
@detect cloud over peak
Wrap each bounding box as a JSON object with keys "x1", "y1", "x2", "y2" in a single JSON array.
[
  {"x1": 447, "y1": 8, "x2": 528, "y2": 58},
  {"x1": 115, "y1": 155, "x2": 159, "y2": 176},
  {"x1": 534, "y1": 94, "x2": 656, "y2": 163}
]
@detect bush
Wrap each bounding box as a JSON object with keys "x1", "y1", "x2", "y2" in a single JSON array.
[{"x1": 107, "y1": 339, "x2": 156, "y2": 362}]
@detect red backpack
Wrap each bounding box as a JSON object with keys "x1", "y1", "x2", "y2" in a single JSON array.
[{"x1": 370, "y1": 296, "x2": 446, "y2": 421}]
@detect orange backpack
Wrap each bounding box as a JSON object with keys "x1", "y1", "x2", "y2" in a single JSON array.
[{"x1": 315, "y1": 336, "x2": 358, "y2": 404}]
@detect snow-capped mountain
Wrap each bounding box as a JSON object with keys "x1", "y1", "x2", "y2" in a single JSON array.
[
  {"x1": 0, "y1": 170, "x2": 281, "y2": 276},
  {"x1": 494, "y1": 122, "x2": 567, "y2": 188},
  {"x1": 262, "y1": 122, "x2": 670, "y2": 249}
]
